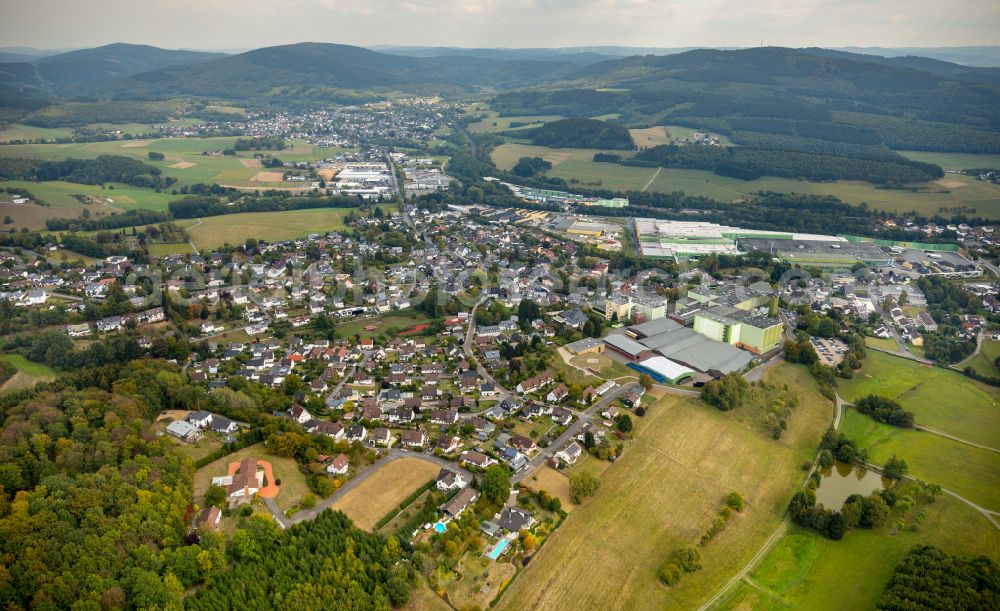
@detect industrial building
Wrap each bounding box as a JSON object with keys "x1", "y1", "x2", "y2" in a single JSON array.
[
  {"x1": 692, "y1": 306, "x2": 783, "y2": 354},
  {"x1": 739, "y1": 238, "x2": 893, "y2": 269},
  {"x1": 634, "y1": 218, "x2": 847, "y2": 261},
  {"x1": 629, "y1": 356, "x2": 696, "y2": 384},
  {"x1": 633, "y1": 325, "x2": 755, "y2": 374},
  {"x1": 602, "y1": 334, "x2": 653, "y2": 361}
]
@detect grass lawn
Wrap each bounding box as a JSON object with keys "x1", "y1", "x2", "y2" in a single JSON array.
[
  {"x1": 839, "y1": 350, "x2": 1000, "y2": 448},
  {"x1": 713, "y1": 488, "x2": 1000, "y2": 611},
  {"x1": 329, "y1": 457, "x2": 439, "y2": 531},
  {"x1": 402, "y1": 583, "x2": 451, "y2": 611},
  {"x1": 443, "y1": 553, "x2": 517, "y2": 610},
  {"x1": 521, "y1": 465, "x2": 575, "y2": 511},
  {"x1": 0, "y1": 178, "x2": 176, "y2": 211},
  {"x1": 840, "y1": 407, "x2": 1000, "y2": 511},
  {"x1": 185, "y1": 206, "x2": 394, "y2": 250},
  {"x1": 0, "y1": 354, "x2": 57, "y2": 392},
  {"x1": 498, "y1": 373, "x2": 832, "y2": 611},
  {"x1": 147, "y1": 242, "x2": 196, "y2": 256},
  {"x1": 966, "y1": 340, "x2": 1000, "y2": 378},
  {"x1": 334, "y1": 311, "x2": 434, "y2": 339},
  {"x1": 551, "y1": 351, "x2": 602, "y2": 387},
  {"x1": 192, "y1": 442, "x2": 308, "y2": 512},
  {"x1": 864, "y1": 336, "x2": 899, "y2": 352}
]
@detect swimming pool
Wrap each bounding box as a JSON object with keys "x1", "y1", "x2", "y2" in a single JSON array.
[
  {"x1": 486, "y1": 538, "x2": 510, "y2": 560},
  {"x1": 433, "y1": 522, "x2": 447, "y2": 533}
]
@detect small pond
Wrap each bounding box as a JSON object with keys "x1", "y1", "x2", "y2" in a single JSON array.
[{"x1": 814, "y1": 461, "x2": 890, "y2": 510}]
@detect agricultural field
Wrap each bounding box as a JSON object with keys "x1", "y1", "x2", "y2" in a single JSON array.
[
  {"x1": 489, "y1": 143, "x2": 1000, "y2": 218},
  {"x1": 838, "y1": 350, "x2": 1000, "y2": 448},
  {"x1": 467, "y1": 114, "x2": 565, "y2": 134},
  {"x1": 329, "y1": 457, "x2": 439, "y2": 531},
  {"x1": 663, "y1": 125, "x2": 735, "y2": 146},
  {"x1": 898, "y1": 150, "x2": 1000, "y2": 171},
  {"x1": 714, "y1": 490, "x2": 1000, "y2": 611},
  {"x1": 629, "y1": 126, "x2": 671, "y2": 148},
  {"x1": 0, "y1": 354, "x2": 57, "y2": 392},
  {"x1": 498, "y1": 363, "x2": 832, "y2": 610},
  {"x1": 0, "y1": 200, "x2": 98, "y2": 231},
  {"x1": 0, "y1": 123, "x2": 75, "y2": 142},
  {"x1": 147, "y1": 242, "x2": 196, "y2": 257},
  {"x1": 1, "y1": 178, "x2": 176, "y2": 210},
  {"x1": 184, "y1": 206, "x2": 393, "y2": 250},
  {"x1": 0, "y1": 136, "x2": 344, "y2": 192},
  {"x1": 839, "y1": 408, "x2": 1000, "y2": 511},
  {"x1": 192, "y1": 443, "x2": 308, "y2": 512}
]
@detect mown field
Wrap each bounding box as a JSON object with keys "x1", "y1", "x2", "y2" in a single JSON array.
[
  {"x1": 839, "y1": 407, "x2": 1000, "y2": 511},
  {"x1": 498, "y1": 363, "x2": 832, "y2": 610},
  {"x1": 713, "y1": 488, "x2": 1000, "y2": 611},
  {"x1": 1, "y1": 178, "x2": 176, "y2": 210},
  {"x1": 184, "y1": 206, "x2": 394, "y2": 250},
  {"x1": 329, "y1": 457, "x2": 440, "y2": 531},
  {"x1": 966, "y1": 339, "x2": 1000, "y2": 379},
  {"x1": 838, "y1": 350, "x2": 1000, "y2": 449},
  {"x1": 334, "y1": 311, "x2": 433, "y2": 339},
  {"x1": 488, "y1": 143, "x2": 1000, "y2": 218},
  {"x1": 467, "y1": 113, "x2": 565, "y2": 134}
]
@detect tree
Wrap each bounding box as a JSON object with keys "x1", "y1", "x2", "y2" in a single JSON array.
[
  {"x1": 204, "y1": 484, "x2": 227, "y2": 508},
  {"x1": 883, "y1": 456, "x2": 909, "y2": 480},
  {"x1": 658, "y1": 563, "x2": 682, "y2": 586},
  {"x1": 639, "y1": 373, "x2": 653, "y2": 391},
  {"x1": 878, "y1": 545, "x2": 1000, "y2": 610},
  {"x1": 701, "y1": 373, "x2": 748, "y2": 411},
  {"x1": 481, "y1": 465, "x2": 511, "y2": 504},
  {"x1": 614, "y1": 413, "x2": 633, "y2": 433},
  {"x1": 569, "y1": 471, "x2": 601, "y2": 504}
]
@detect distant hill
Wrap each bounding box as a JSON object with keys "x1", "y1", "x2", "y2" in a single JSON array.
[
  {"x1": 372, "y1": 46, "x2": 615, "y2": 65},
  {"x1": 800, "y1": 48, "x2": 1000, "y2": 84},
  {"x1": 101, "y1": 42, "x2": 582, "y2": 100},
  {"x1": 32, "y1": 43, "x2": 226, "y2": 85},
  {"x1": 522, "y1": 118, "x2": 635, "y2": 150}
]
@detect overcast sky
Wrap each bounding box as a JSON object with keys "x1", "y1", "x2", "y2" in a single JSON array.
[{"x1": 3, "y1": 0, "x2": 999, "y2": 51}]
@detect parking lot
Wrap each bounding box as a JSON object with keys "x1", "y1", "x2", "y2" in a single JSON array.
[{"x1": 810, "y1": 337, "x2": 847, "y2": 366}]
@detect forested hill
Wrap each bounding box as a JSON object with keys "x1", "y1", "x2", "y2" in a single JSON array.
[
  {"x1": 97, "y1": 42, "x2": 583, "y2": 100},
  {"x1": 493, "y1": 47, "x2": 1000, "y2": 153},
  {"x1": 522, "y1": 118, "x2": 635, "y2": 150}
]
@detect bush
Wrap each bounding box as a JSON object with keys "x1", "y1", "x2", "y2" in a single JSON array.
[
  {"x1": 670, "y1": 547, "x2": 702, "y2": 573},
  {"x1": 658, "y1": 562, "x2": 682, "y2": 586},
  {"x1": 726, "y1": 492, "x2": 745, "y2": 512}
]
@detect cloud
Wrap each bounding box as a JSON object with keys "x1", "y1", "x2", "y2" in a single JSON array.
[{"x1": 1, "y1": 0, "x2": 997, "y2": 50}]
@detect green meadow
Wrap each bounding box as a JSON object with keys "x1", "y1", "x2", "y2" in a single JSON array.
[{"x1": 838, "y1": 350, "x2": 1000, "y2": 449}]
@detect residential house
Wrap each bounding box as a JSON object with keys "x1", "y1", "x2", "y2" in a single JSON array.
[{"x1": 326, "y1": 453, "x2": 350, "y2": 475}]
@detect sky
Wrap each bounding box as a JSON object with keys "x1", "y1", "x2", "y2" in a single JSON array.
[{"x1": 2, "y1": 0, "x2": 999, "y2": 51}]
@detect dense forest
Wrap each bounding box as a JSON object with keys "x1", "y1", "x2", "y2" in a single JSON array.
[
  {"x1": 628, "y1": 144, "x2": 943, "y2": 184},
  {"x1": 186, "y1": 511, "x2": 414, "y2": 609},
  {"x1": 4, "y1": 155, "x2": 175, "y2": 189},
  {"x1": 878, "y1": 545, "x2": 999, "y2": 609},
  {"x1": 521, "y1": 118, "x2": 635, "y2": 150}
]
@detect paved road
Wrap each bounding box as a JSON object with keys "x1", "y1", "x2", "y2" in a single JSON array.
[
  {"x1": 512, "y1": 382, "x2": 641, "y2": 483},
  {"x1": 264, "y1": 448, "x2": 473, "y2": 529},
  {"x1": 463, "y1": 298, "x2": 512, "y2": 400}
]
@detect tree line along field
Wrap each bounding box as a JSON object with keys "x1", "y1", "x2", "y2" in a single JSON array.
[
  {"x1": 498, "y1": 363, "x2": 833, "y2": 611},
  {"x1": 488, "y1": 142, "x2": 1000, "y2": 219}
]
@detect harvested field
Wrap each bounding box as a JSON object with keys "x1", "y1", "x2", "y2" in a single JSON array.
[
  {"x1": 119, "y1": 140, "x2": 149, "y2": 148},
  {"x1": 250, "y1": 171, "x2": 284, "y2": 182},
  {"x1": 630, "y1": 126, "x2": 670, "y2": 148},
  {"x1": 169, "y1": 161, "x2": 195, "y2": 169},
  {"x1": 498, "y1": 367, "x2": 832, "y2": 610},
  {"x1": 240, "y1": 158, "x2": 262, "y2": 168},
  {"x1": 935, "y1": 178, "x2": 967, "y2": 189},
  {"x1": 329, "y1": 457, "x2": 440, "y2": 530},
  {"x1": 317, "y1": 168, "x2": 338, "y2": 180}
]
